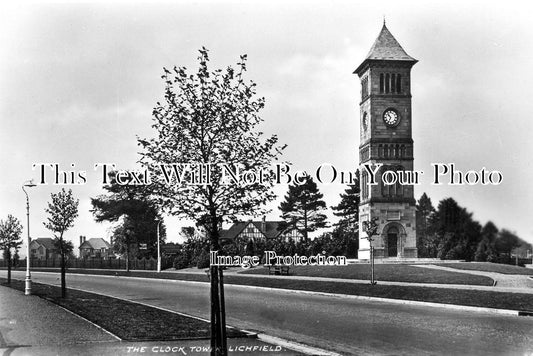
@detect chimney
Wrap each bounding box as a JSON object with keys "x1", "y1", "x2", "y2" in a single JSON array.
[
  {"x1": 261, "y1": 216, "x2": 266, "y2": 232},
  {"x1": 79, "y1": 235, "x2": 86, "y2": 246}
]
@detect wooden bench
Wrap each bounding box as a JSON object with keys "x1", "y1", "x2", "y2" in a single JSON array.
[{"x1": 267, "y1": 265, "x2": 290, "y2": 275}]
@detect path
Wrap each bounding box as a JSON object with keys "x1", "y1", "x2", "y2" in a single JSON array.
[{"x1": 414, "y1": 264, "x2": 533, "y2": 289}]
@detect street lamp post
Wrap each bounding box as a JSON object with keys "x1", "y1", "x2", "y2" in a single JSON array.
[
  {"x1": 22, "y1": 179, "x2": 36, "y2": 296},
  {"x1": 156, "y1": 219, "x2": 162, "y2": 273}
]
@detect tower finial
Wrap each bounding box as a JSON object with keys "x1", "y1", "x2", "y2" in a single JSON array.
[{"x1": 383, "y1": 15, "x2": 386, "y2": 26}]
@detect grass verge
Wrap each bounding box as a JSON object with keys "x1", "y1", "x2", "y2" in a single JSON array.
[
  {"x1": 22, "y1": 268, "x2": 533, "y2": 312},
  {"x1": 241, "y1": 264, "x2": 494, "y2": 286},
  {"x1": 3, "y1": 265, "x2": 495, "y2": 285},
  {"x1": 436, "y1": 262, "x2": 533, "y2": 275},
  {"x1": 0, "y1": 278, "x2": 247, "y2": 341}
]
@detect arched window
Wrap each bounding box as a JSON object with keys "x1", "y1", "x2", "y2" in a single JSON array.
[
  {"x1": 380, "y1": 165, "x2": 390, "y2": 197},
  {"x1": 391, "y1": 73, "x2": 396, "y2": 93},
  {"x1": 396, "y1": 74, "x2": 402, "y2": 93},
  {"x1": 395, "y1": 165, "x2": 404, "y2": 197},
  {"x1": 361, "y1": 171, "x2": 369, "y2": 200},
  {"x1": 380, "y1": 165, "x2": 404, "y2": 198},
  {"x1": 385, "y1": 73, "x2": 390, "y2": 93},
  {"x1": 379, "y1": 74, "x2": 384, "y2": 93},
  {"x1": 361, "y1": 77, "x2": 369, "y2": 99}
]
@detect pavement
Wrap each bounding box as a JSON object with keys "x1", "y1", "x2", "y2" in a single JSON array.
[{"x1": 0, "y1": 285, "x2": 306, "y2": 356}]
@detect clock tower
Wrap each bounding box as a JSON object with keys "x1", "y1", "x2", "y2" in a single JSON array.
[{"x1": 354, "y1": 22, "x2": 418, "y2": 259}]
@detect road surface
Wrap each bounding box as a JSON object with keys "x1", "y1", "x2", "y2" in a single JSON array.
[{"x1": 11, "y1": 271, "x2": 533, "y2": 355}]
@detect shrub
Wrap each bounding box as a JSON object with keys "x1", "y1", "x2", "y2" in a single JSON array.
[
  {"x1": 196, "y1": 249, "x2": 210, "y2": 269},
  {"x1": 173, "y1": 253, "x2": 190, "y2": 270}
]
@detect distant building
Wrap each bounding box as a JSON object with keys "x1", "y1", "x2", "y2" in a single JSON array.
[
  {"x1": 161, "y1": 242, "x2": 181, "y2": 257},
  {"x1": 79, "y1": 236, "x2": 113, "y2": 259},
  {"x1": 222, "y1": 217, "x2": 304, "y2": 244},
  {"x1": 29, "y1": 237, "x2": 59, "y2": 260}
]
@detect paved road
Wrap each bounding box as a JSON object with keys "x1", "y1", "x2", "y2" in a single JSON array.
[{"x1": 12, "y1": 271, "x2": 533, "y2": 355}]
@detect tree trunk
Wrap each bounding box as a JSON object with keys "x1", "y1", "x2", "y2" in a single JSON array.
[
  {"x1": 210, "y1": 264, "x2": 221, "y2": 355},
  {"x1": 218, "y1": 267, "x2": 227, "y2": 353},
  {"x1": 126, "y1": 243, "x2": 130, "y2": 272},
  {"x1": 208, "y1": 209, "x2": 227, "y2": 356},
  {"x1": 61, "y1": 252, "x2": 66, "y2": 298},
  {"x1": 303, "y1": 205, "x2": 308, "y2": 241},
  {"x1": 60, "y1": 237, "x2": 66, "y2": 298},
  {"x1": 7, "y1": 250, "x2": 11, "y2": 284}
]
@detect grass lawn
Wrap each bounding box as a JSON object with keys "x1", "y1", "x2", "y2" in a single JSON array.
[
  {"x1": 0, "y1": 278, "x2": 247, "y2": 341},
  {"x1": 222, "y1": 276, "x2": 533, "y2": 312},
  {"x1": 436, "y1": 262, "x2": 533, "y2": 275},
  {"x1": 240, "y1": 264, "x2": 494, "y2": 286}
]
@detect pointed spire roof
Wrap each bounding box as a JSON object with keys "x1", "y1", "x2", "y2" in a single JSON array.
[{"x1": 355, "y1": 23, "x2": 417, "y2": 74}]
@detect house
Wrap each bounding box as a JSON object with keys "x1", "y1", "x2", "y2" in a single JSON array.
[
  {"x1": 29, "y1": 237, "x2": 59, "y2": 260},
  {"x1": 221, "y1": 217, "x2": 304, "y2": 245},
  {"x1": 79, "y1": 236, "x2": 113, "y2": 259}
]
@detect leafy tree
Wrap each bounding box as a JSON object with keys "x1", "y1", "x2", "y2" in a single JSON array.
[
  {"x1": 332, "y1": 172, "x2": 360, "y2": 230},
  {"x1": 181, "y1": 226, "x2": 202, "y2": 242},
  {"x1": 475, "y1": 221, "x2": 499, "y2": 262},
  {"x1": 331, "y1": 173, "x2": 360, "y2": 256},
  {"x1": 91, "y1": 171, "x2": 166, "y2": 260},
  {"x1": 0, "y1": 215, "x2": 23, "y2": 284},
  {"x1": 12, "y1": 248, "x2": 20, "y2": 268},
  {"x1": 432, "y1": 198, "x2": 482, "y2": 261},
  {"x1": 173, "y1": 227, "x2": 210, "y2": 270},
  {"x1": 43, "y1": 188, "x2": 79, "y2": 298},
  {"x1": 138, "y1": 47, "x2": 285, "y2": 354},
  {"x1": 312, "y1": 224, "x2": 358, "y2": 257},
  {"x1": 415, "y1": 193, "x2": 437, "y2": 257},
  {"x1": 495, "y1": 229, "x2": 521, "y2": 263},
  {"x1": 279, "y1": 175, "x2": 328, "y2": 240},
  {"x1": 110, "y1": 220, "x2": 136, "y2": 272}
]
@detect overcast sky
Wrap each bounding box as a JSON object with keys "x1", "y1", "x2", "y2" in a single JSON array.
[{"x1": 1, "y1": 0, "x2": 532, "y2": 254}]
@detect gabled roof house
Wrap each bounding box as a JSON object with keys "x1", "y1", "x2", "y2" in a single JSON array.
[
  {"x1": 29, "y1": 237, "x2": 59, "y2": 260},
  {"x1": 79, "y1": 236, "x2": 113, "y2": 259},
  {"x1": 221, "y1": 218, "x2": 303, "y2": 243}
]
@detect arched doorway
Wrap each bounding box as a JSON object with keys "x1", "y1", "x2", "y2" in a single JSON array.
[{"x1": 387, "y1": 226, "x2": 399, "y2": 257}]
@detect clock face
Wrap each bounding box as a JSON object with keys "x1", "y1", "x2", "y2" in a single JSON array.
[{"x1": 383, "y1": 109, "x2": 400, "y2": 127}]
